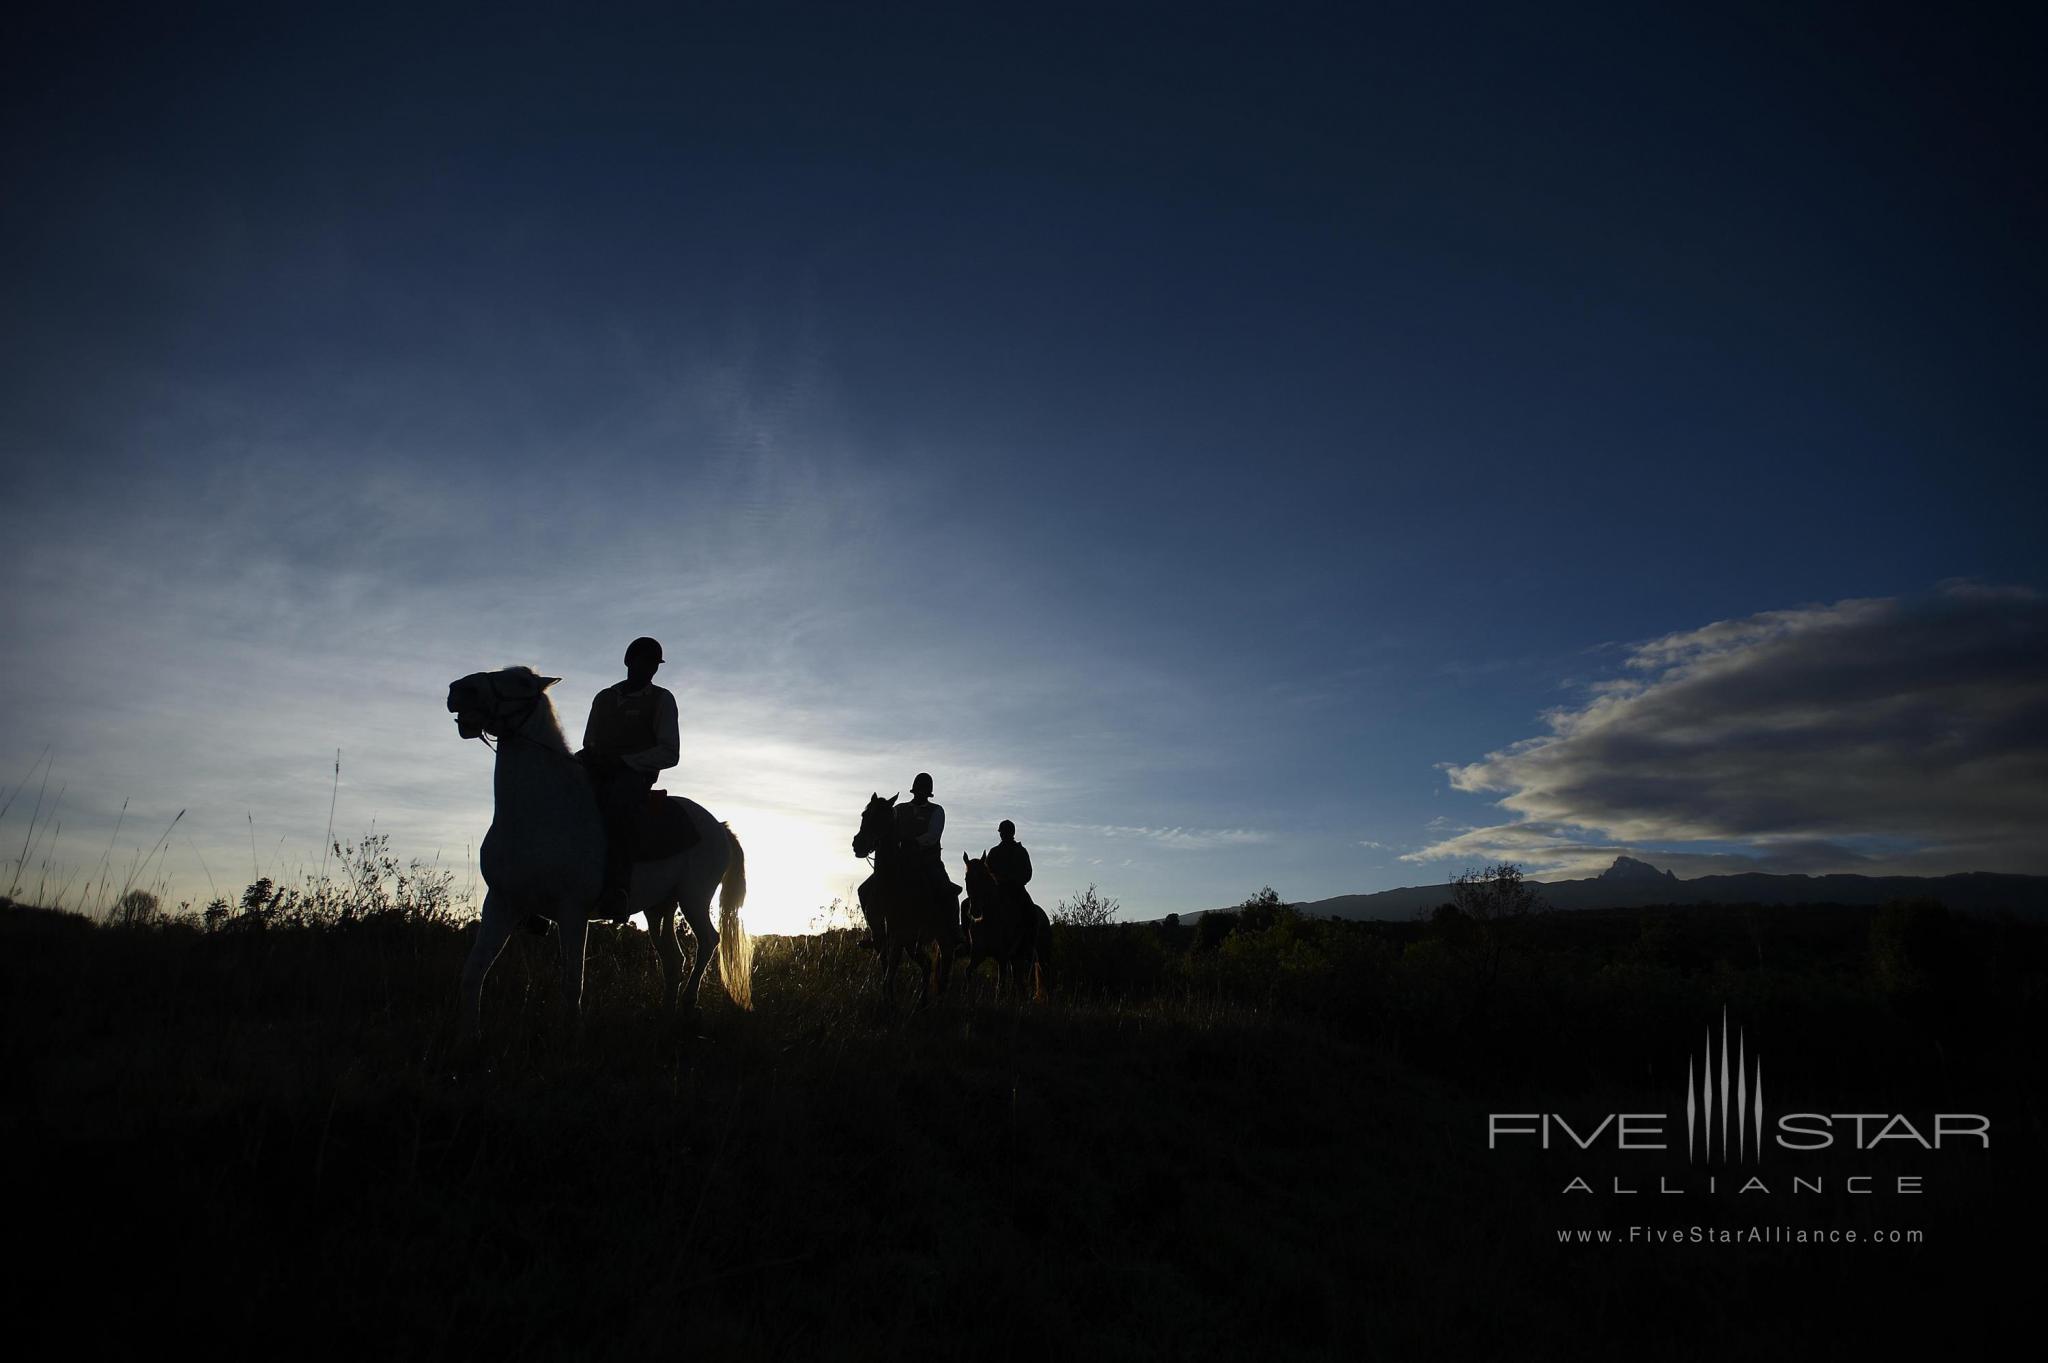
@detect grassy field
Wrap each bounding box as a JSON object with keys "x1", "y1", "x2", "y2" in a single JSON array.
[{"x1": 6, "y1": 896, "x2": 2042, "y2": 1360}]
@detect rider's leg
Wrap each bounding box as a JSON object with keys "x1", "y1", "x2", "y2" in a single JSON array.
[
  {"x1": 941, "y1": 880, "x2": 964, "y2": 952},
  {"x1": 593, "y1": 771, "x2": 651, "y2": 918}
]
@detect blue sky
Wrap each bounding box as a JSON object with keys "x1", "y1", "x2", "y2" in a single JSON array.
[{"x1": 3, "y1": 3, "x2": 2043, "y2": 932}]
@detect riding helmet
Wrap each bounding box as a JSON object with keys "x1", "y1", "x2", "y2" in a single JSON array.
[{"x1": 625, "y1": 636, "x2": 665, "y2": 666}]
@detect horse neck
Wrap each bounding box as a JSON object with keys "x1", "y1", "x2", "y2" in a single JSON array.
[
  {"x1": 861, "y1": 814, "x2": 891, "y2": 861},
  {"x1": 492, "y1": 704, "x2": 586, "y2": 823}
]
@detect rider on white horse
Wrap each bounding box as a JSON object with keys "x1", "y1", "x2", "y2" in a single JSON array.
[
  {"x1": 579, "y1": 636, "x2": 680, "y2": 920},
  {"x1": 446, "y1": 663, "x2": 750, "y2": 1035}
]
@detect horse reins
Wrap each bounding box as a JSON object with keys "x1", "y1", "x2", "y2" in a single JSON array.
[{"x1": 464, "y1": 674, "x2": 582, "y2": 771}]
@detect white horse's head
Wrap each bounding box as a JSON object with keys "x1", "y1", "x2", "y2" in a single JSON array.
[{"x1": 446, "y1": 666, "x2": 561, "y2": 740}]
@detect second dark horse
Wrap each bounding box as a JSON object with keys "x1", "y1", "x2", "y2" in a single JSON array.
[{"x1": 960, "y1": 853, "x2": 1052, "y2": 1002}]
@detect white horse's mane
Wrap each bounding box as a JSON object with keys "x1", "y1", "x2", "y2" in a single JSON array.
[{"x1": 497, "y1": 664, "x2": 569, "y2": 752}]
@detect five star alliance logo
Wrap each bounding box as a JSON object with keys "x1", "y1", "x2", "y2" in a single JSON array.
[{"x1": 1487, "y1": 1006, "x2": 1990, "y2": 1197}]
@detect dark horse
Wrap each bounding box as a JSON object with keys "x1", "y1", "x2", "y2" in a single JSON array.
[
  {"x1": 960, "y1": 853, "x2": 1052, "y2": 1002},
  {"x1": 851, "y1": 792, "x2": 955, "y2": 1006}
]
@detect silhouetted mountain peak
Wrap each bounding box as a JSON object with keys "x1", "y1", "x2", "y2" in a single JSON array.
[{"x1": 1601, "y1": 856, "x2": 1677, "y2": 883}]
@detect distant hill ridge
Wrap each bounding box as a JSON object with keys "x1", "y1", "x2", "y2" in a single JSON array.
[{"x1": 1225, "y1": 858, "x2": 2048, "y2": 921}]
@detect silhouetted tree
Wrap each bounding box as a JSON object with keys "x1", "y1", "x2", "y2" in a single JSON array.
[
  {"x1": 1193, "y1": 910, "x2": 1239, "y2": 952},
  {"x1": 1053, "y1": 884, "x2": 1119, "y2": 927},
  {"x1": 1450, "y1": 864, "x2": 1541, "y2": 924},
  {"x1": 1449, "y1": 863, "x2": 1542, "y2": 991},
  {"x1": 240, "y1": 877, "x2": 280, "y2": 925},
  {"x1": 1428, "y1": 902, "x2": 1472, "y2": 948},
  {"x1": 1237, "y1": 886, "x2": 1290, "y2": 932},
  {"x1": 110, "y1": 889, "x2": 160, "y2": 927}
]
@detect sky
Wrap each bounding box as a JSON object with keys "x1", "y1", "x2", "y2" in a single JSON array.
[{"x1": 3, "y1": 2, "x2": 2044, "y2": 933}]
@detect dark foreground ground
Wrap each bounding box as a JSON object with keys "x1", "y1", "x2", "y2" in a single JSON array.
[{"x1": 5, "y1": 900, "x2": 2041, "y2": 1360}]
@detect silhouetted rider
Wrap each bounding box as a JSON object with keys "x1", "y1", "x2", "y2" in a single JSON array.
[
  {"x1": 978, "y1": 818, "x2": 1043, "y2": 936},
  {"x1": 579, "y1": 636, "x2": 679, "y2": 918},
  {"x1": 985, "y1": 819, "x2": 1034, "y2": 903},
  {"x1": 898, "y1": 771, "x2": 961, "y2": 937}
]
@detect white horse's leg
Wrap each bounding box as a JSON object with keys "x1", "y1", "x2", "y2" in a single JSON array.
[
  {"x1": 556, "y1": 908, "x2": 589, "y2": 1033},
  {"x1": 679, "y1": 893, "x2": 719, "y2": 1014},
  {"x1": 649, "y1": 903, "x2": 685, "y2": 1014},
  {"x1": 460, "y1": 890, "x2": 517, "y2": 1041}
]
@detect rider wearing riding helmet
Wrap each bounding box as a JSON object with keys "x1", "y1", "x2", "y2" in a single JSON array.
[
  {"x1": 579, "y1": 636, "x2": 679, "y2": 918},
  {"x1": 985, "y1": 819, "x2": 1034, "y2": 904},
  {"x1": 897, "y1": 771, "x2": 962, "y2": 933}
]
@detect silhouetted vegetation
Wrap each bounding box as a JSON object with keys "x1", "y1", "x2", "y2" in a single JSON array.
[
  {"x1": 108, "y1": 887, "x2": 161, "y2": 926},
  {"x1": 6, "y1": 882, "x2": 2041, "y2": 1357},
  {"x1": 211, "y1": 835, "x2": 465, "y2": 931},
  {"x1": 1051, "y1": 882, "x2": 1120, "y2": 926}
]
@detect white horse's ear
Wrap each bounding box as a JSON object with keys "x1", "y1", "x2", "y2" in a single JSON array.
[{"x1": 538, "y1": 676, "x2": 562, "y2": 690}]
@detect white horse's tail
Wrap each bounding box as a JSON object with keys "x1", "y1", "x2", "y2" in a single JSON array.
[{"x1": 717, "y1": 822, "x2": 753, "y2": 1010}]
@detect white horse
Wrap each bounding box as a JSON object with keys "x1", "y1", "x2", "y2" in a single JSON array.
[{"x1": 446, "y1": 665, "x2": 751, "y2": 1038}]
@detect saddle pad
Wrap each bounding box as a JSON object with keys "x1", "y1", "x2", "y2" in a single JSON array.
[{"x1": 633, "y1": 791, "x2": 702, "y2": 861}]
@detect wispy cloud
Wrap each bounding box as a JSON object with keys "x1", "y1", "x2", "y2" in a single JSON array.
[{"x1": 1052, "y1": 823, "x2": 1274, "y2": 852}]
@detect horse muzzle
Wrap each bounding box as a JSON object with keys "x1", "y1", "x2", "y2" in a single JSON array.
[{"x1": 448, "y1": 688, "x2": 484, "y2": 738}]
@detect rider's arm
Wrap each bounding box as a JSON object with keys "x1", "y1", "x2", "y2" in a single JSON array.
[
  {"x1": 622, "y1": 689, "x2": 681, "y2": 773},
  {"x1": 912, "y1": 804, "x2": 945, "y2": 848},
  {"x1": 1017, "y1": 846, "x2": 1033, "y2": 885}
]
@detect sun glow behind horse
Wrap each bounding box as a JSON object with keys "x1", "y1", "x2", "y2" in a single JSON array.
[{"x1": 694, "y1": 805, "x2": 866, "y2": 936}]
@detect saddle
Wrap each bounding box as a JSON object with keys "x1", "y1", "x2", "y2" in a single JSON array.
[{"x1": 631, "y1": 790, "x2": 702, "y2": 860}]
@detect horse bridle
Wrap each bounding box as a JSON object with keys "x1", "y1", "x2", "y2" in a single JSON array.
[
  {"x1": 855, "y1": 802, "x2": 901, "y2": 874},
  {"x1": 459, "y1": 672, "x2": 549, "y2": 756}
]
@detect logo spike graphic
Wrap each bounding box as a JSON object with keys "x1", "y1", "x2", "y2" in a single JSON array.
[
  {"x1": 1686, "y1": 1056, "x2": 1696, "y2": 1162},
  {"x1": 1719, "y1": 1008, "x2": 1730, "y2": 1163},
  {"x1": 1754, "y1": 1061, "x2": 1764, "y2": 1163},
  {"x1": 1738, "y1": 1029, "x2": 1747, "y2": 1162},
  {"x1": 1701, "y1": 1026, "x2": 1713, "y2": 1160},
  {"x1": 1686, "y1": 1009, "x2": 1765, "y2": 1164}
]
